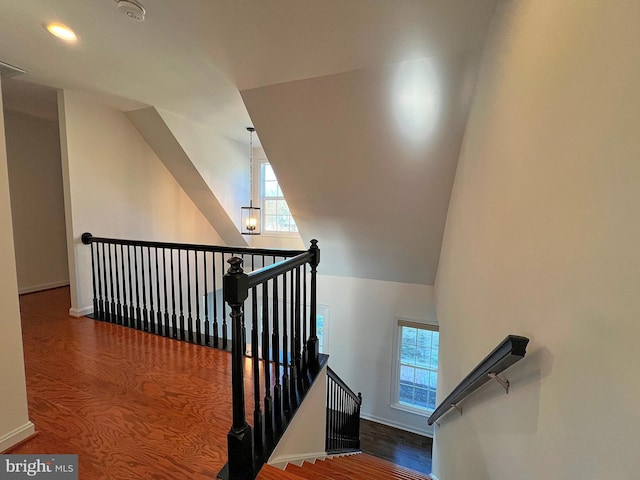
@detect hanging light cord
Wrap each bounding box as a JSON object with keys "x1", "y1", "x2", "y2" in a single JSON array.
[{"x1": 248, "y1": 128, "x2": 254, "y2": 208}]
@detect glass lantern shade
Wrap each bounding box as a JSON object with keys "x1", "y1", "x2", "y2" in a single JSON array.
[{"x1": 241, "y1": 206, "x2": 261, "y2": 235}]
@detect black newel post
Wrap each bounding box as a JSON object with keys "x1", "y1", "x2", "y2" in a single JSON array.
[
  {"x1": 221, "y1": 257, "x2": 254, "y2": 480},
  {"x1": 307, "y1": 239, "x2": 320, "y2": 373}
]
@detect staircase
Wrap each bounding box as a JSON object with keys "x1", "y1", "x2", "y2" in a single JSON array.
[{"x1": 257, "y1": 453, "x2": 432, "y2": 480}]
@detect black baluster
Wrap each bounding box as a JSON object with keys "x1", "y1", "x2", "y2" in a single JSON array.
[
  {"x1": 195, "y1": 251, "x2": 202, "y2": 345},
  {"x1": 221, "y1": 257, "x2": 253, "y2": 480},
  {"x1": 141, "y1": 246, "x2": 149, "y2": 332},
  {"x1": 163, "y1": 248, "x2": 170, "y2": 337},
  {"x1": 89, "y1": 241, "x2": 98, "y2": 318},
  {"x1": 134, "y1": 245, "x2": 142, "y2": 329},
  {"x1": 114, "y1": 243, "x2": 122, "y2": 324},
  {"x1": 204, "y1": 252, "x2": 210, "y2": 345},
  {"x1": 302, "y1": 267, "x2": 308, "y2": 377},
  {"x1": 121, "y1": 244, "x2": 129, "y2": 327},
  {"x1": 221, "y1": 252, "x2": 227, "y2": 349},
  {"x1": 262, "y1": 283, "x2": 273, "y2": 453},
  {"x1": 213, "y1": 252, "x2": 219, "y2": 348},
  {"x1": 147, "y1": 246, "x2": 155, "y2": 334},
  {"x1": 101, "y1": 242, "x2": 109, "y2": 321},
  {"x1": 282, "y1": 271, "x2": 291, "y2": 420},
  {"x1": 272, "y1": 276, "x2": 283, "y2": 437},
  {"x1": 186, "y1": 250, "x2": 193, "y2": 342},
  {"x1": 251, "y1": 287, "x2": 264, "y2": 465},
  {"x1": 155, "y1": 247, "x2": 162, "y2": 334},
  {"x1": 178, "y1": 249, "x2": 185, "y2": 340},
  {"x1": 128, "y1": 245, "x2": 135, "y2": 326},
  {"x1": 294, "y1": 266, "x2": 303, "y2": 396},
  {"x1": 108, "y1": 243, "x2": 116, "y2": 323},
  {"x1": 171, "y1": 249, "x2": 177, "y2": 339}
]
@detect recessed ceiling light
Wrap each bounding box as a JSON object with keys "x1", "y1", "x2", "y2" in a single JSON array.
[{"x1": 44, "y1": 23, "x2": 78, "y2": 43}]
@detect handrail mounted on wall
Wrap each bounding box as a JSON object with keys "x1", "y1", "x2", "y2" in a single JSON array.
[{"x1": 427, "y1": 334, "x2": 529, "y2": 426}]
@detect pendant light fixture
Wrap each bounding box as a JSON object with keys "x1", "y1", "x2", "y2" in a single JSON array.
[{"x1": 241, "y1": 127, "x2": 261, "y2": 235}]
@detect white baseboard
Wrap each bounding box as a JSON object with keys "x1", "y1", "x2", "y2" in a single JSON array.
[
  {"x1": 430, "y1": 474, "x2": 440, "y2": 480},
  {"x1": 19, "y1": 281, "x2": 69, "y2": 295},
  {"x1": 0, "y1": 422, "x2": 35, "y2": 453},
  {"x1": 360, "y1": 412, "x2": 434, "y2": 438},
  {"x1": 69, "y1": 306, "x2": 93, "y2": 318}
]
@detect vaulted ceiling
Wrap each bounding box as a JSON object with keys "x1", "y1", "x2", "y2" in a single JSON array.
[{"x1": 0, "y1": 0, "x2": 499, "y2": 284}]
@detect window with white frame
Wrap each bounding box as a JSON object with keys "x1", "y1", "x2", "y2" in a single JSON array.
[
  {"x1": 392, "y1": 319, "x2": 439, "y2": 413},
  {"x1": 261, "y1": 163, "x2": 297, "y2": 233}
]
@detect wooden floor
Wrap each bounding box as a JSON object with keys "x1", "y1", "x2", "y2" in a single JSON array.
[
  {"x1": 9, "y1": 287, "x2": 434, "y2": 479},
  {"x1": 9, "y1": 287, "x2": 233, "y2": 479},
  {"x1": 258, "y1": 453, "x2": 431, "y2": 480},
  {"x1": 360, "y1": 419, "x2": 433, "y2": 475}
]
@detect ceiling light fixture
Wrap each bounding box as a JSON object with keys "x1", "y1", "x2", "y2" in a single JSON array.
[
  {"x1": 44, "y1": 23, "x2": 78, "y2": 43},
  {"x1": 241, "y1": 127, "x2": 261, "y2": 235}
]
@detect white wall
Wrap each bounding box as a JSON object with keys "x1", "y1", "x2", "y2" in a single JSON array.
[
  {"x1": 157, "y1": 108, "x2": 248, "y2": 231},
  {"x1": 58, "y1": 90, "x2": 225, "y2": 315},
  {"x1": 433, "y1": 2, "x2": 640, "y2": 479},
  {"x1": 0, "y1": 76, "x2": 35, "y2": 451},
  {"x1": 317, "y1": 274, "x2": 435, "y2": 436},
  {"x1": 4, "y1": 109, "x2": 69, "y2": 294},
  {"x1": 268, "y1": 365, "x2": 328, "y2": 469}
]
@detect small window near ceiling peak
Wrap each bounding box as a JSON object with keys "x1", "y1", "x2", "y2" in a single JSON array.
[{"x1": 261, "y1": 163, "x2": 297, "y2": 234}]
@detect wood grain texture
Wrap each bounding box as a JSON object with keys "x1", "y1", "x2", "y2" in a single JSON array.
[
  {"x1": 9, "y1": 287, "x2": 234, "y2": 479},
  {"x1": 263, "y1": 453, "x2": 432, "y2": 480},
  {"x1": 360, "y1": 419, "x2": 433, "y2": 475},
  {"x1": 10, "y1": 287, "x2": 432, "y2": 479}
]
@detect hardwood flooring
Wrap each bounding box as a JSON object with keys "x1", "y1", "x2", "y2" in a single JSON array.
[
  {"x1": 9, "y1": 287, "x2": 434, "y2": 479},
  {"x1": 9, "y1": 287, "x2": 234, "y2": 479},
  {"x1": 258, "y1": 453, "x2": 431, "y2": 480},
  {"x1": 360, "y1": 419, "x2": 433, "y2": 475}
]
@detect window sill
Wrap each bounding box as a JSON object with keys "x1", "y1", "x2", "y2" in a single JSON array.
[
  {"x1": 261, "y1": 231, "x2": 301, "y2": 238},
  {"x1": 390, "y1": 402, "x2": 433, "y2": 418}
]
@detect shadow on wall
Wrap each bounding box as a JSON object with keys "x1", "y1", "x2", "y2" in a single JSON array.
[{"x1": 436, "y1": 344, "x2": 554, "y2": 434}]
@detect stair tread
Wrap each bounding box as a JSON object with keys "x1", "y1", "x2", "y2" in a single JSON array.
[
  {"x1": 281, "y1": 453, "x2": 431, "y2": 480},
  {"x1": 257, "y1": 464, "x2": 307, "y2": 480}
]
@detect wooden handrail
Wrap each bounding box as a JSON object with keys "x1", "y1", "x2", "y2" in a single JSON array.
[{"x1": 427, "y1": 335, "x2": 529, "y2": 426}]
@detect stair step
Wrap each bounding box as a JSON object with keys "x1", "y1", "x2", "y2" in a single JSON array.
[
  {"x1": 257, "y1": 464, "x2": 307, "y2": 480},
  {"x1": 259, "y1": 453, "x2": 431, "y2": 480}
]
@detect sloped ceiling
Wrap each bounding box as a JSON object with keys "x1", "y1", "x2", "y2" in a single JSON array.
[
  {"x1": 0, "y1": 0, "x2": 499, "y2": 284},
  {"x1": 243, "y1": 54, "x2": 479, "y2": 284}
]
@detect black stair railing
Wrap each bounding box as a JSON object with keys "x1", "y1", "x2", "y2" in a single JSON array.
[
  {"x1": 81, "y1": 232, "x2": 305, "y2": 348},
  {"x1": 326, "y1": 366, "x2": 362, "y2": 454},
  {"x1": 219, "y1": 240, "x2": 321, "y2": 480},
  {"x1": 82, "y1": 234, "x2": 356, "y2": 480}
]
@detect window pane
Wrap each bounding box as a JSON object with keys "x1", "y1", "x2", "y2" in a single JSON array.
[
  {"x1": 277, "y1": 215, "x2": 290, "y2": 231},
  {"x1": 429, "y1": 371, "x2": 438, "y2": 389},
  {"x1": 414, "y1": 387, "x2": 430, "y2": 409},
  {"x1": 428, "y1": 390, "x2": 437, "y2": 410},
  {"x1": 400, "y1": 365, "x2": 415, "y2": 384},
  {"x1": 276, "y1": 200, "x2": 290, "y2": 215},
  {"x1": 264, "y1": 180, "x2": 278, "y2": 197},
  {"x1": 415, "y1": 369, "x2": 429, "y2": 388},
  {"x1": 399, "y1": 384, "x2": 414, "y2": 405},
  {"x1": 400, "y1": 327, "x2": 417, "y2": 363},
  {"x1": 263, "y1": 164, "x2": 277, "y2": 181},
  {"x1": 265, "y1": 215, "x2": 277, "y2": 231},
  {"x1": 316, "y1": 314, "x2": 324, "y2": 353},
  {"x1": 265, "y1": 200, "x2": 277, "y2": 215}
]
